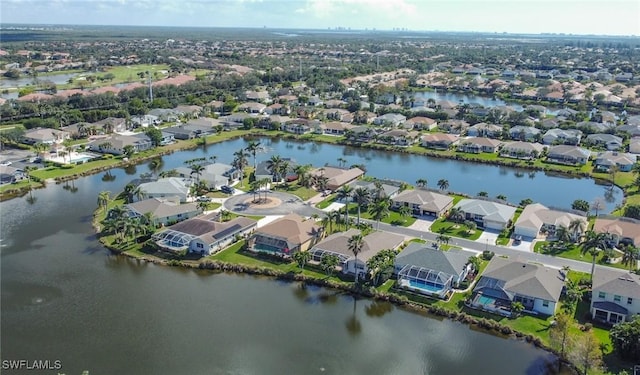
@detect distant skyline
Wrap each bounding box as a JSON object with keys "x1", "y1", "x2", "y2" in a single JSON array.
[{"x1": 1, "y1": 0, "x2": 639, "y2": 37}]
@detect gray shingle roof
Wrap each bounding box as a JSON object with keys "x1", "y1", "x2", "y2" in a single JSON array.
[
  {"x1": 592, "y1": 268, "x2": 640, "y2": 299},
  {"x1": 396, "y1": 242, "x2": 476, "y2": 276}
]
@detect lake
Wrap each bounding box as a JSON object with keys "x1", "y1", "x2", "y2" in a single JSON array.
[{"x1": 0, "y1": 175, "x2": 559, "y2": 374}]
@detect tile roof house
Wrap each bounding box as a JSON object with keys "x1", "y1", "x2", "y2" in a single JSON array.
[
  {"x1": 420, "y1": 133, "x2": 459, "y2": 150},
  {"x1": 320, "y1": 121, "x2": 354, "y2": 136},
  {"x1": 586, "y1": 134, "x2": 624, "y2": 151},
  {"x1": 542, "y1": 129, "x2": 583, "y2": 145},
  {"x1": 593, "y1": 217, "x2": 640, "y2": 247},
  {"x1": 466, "y1": 122, "x2": 502, "y2": 138},
  {"x1": 373, "y1": 113, "x2": 406, "y2": 127},
  {"x1": 594, "y1": 151, "x2": 637, "y2": 172},
  {"x1": 248, "y1": 214, "x2": 323, "y2": 256},
  {"x1": 152, "y1": 214, "x2": 257, "y2": 255},
  {"x1": 509, "y1": 126, "x2": 541, "y2": 142},
  {"x1": 395, "y1": 242, "x2": 477, "y2": 298},
  {"x1": 309, "y1": 229, "x2": 405, "y2": 279},
  {"x1": 126, "y1": 198, "x2": 200, "y2": 226},
  {"x1": 138, "y1": 177, "x2": 191, "y2": 203},
  {"x1": 310, "y1": 166, "x2": 365, "y2": 191},
  {"x1": 391, "y1": 189, "x2": 453, "y2": 217},
  {"x1": 22, "y1": 128, "x2": 70, "y2": 145},
  {"x1": 499, "y1": 141, "x2": 545, "y2": 160},
  {"x1": 547, "y1": 145, "x2": 591, "y2": 165},
  {"x1": 88, "y1": 134, "x2": 153, "y2": 155},
  {"x1": 405, "y1": 116, "x2": 438, "y2": 130},
  {"x1": 438, "y1": 120, "x2": 470, "y2": 134},
  {"x1": 379, "y1": 129, "x2": 420, "y2": 146},
  {"x1": 514, "y1": 203, "x2": 587, "y2": 240},
  {"x1": 453, "y1": 199, "x2": 517, "y2": 230},
  {"x1": 590, "y1": 268, "x2": 640, "y2": 324},
  {"x1": 470, "y1": 257, "x2": 565, "y2": 316},
  {"x1": 457, "y1": 137, "x2": 503, "y2": 153}
]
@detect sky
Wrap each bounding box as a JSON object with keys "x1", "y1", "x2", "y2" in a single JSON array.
[{"x1": 1, "y1": 0, "x2": 639, "y2": 36}]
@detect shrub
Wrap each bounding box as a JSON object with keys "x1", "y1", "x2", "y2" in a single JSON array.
[{"x1": 482, "y1": 250, "x2": 495, "y2": 260}]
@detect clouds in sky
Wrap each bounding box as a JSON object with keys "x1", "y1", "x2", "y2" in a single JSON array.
[{"x1": 1, "y1": 0, "x2": 639, "y2": 36}]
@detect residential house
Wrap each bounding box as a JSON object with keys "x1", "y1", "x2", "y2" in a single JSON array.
[
  {"x1": 347, "y1": 126, "x2": 377, "y2": 142},
  {"x1": 405, "y1": 116, "x2": 438, "y2": 130},
  {"x1": 457, "y1": 137, "x2": 502, "y2": 154},
  {"x1": 593, "y1": 217, "x2": 640, "y2": 247},
  {"x1": 218, "y1": 113, "x2": 251, "y2": 129},
  {"x1": 0, "y1": 165, "x2": 26, "y2": 185},
  {"x1": 320, "y1": 121, "x2": 354, "y2": 136},
  {"x1": 438, "y1": 120, "x2": 470, "y2": 135},
  {"x1": 264, "y1": 103, "x2": 290, "y2": 116},
  {"x1": 540, "y1": 118, "x2": 560, "y2": 130},
  {"x1": 373, "y1": 113, "x2": 406, "y2": 127},
  {"x1": 130, "y1": 114, "x2": 159, "y2": 128},
  {"x1": 617, "y1": 125, "x2": 640, "y2": 137},
  {"x1": 174, "y1": 105, "x2": 203, "y2": 118},
  {"x1": 152, "y1": 213, "x2": 257, "y2": 255},
  {"x1": 310, "y1": 166, "x2": 365, "y2": 191},
  {"x1": 94, "y1": 117, "x2": 127, "y2": 133},
  {"x1": 248, "y1": 214, "x2": 322, "y2": 256},
  {"x1": 395, "y1": 242, "x2": 477, "y2": 298},
  {"x1": 470, "y1": 257, "x2": 564, "y2": 316},
  {"x1": 379, "y1": 129, "x2": 420, "y2": 146},
  {"x1": 137, "y1": 177, "x2": 191, "y2": 203},
  {"x1": 164, "y1": 120, "x2": 216, "y2": 140},
  {"x1": 245, "y1": 90, "x2": 271, "y2": 103},
  {"x1": 594, "y1": 151, "x2": 637, "y2": 172},
  {"x1": 309, "y1": 229, "x2": 404, "y2": 279},
  {"x1": 347, "y1": 179, "x2": 401, "y2": 199},
  {"x1": 629, "y1": 137, "x2": 640, "y2": 155},
  {"x1": 391, "y1": 189, "x2": 453, "y2": 217},
  {"x1": 87, "y1": 133, "x2": 153, "y2": 155},
  {"x1": 547, "y1": 145, "x2": 591, "y2": 165},
  {"x1": 148, "y1": 108, "x2": 180, "y2": 123},
  {"x1": 283, "y1": 120, "x2": 314, "y2": 135},
  {"x1": 126, "y1": 197, "x2": 200, "y2": 226},
  {"x1": 575, "y1": 121, "x2": 613, "y2": 134},
  {"x1": 255, "y1": 158, "x2": 298, "y2": 183},
  {"x1": 509, "y1": 126, "x2": 541, "y2": 142},
  {"x1": 453, "y1": 199, "x2": 517, "y2": 230},
  {"x1": 500, "y1": 141, "x2": 545, "y2": 160},
  {"x1": 176, "y1": 162, "x2": 241, "y2": 190},
  {"x1": 542, "y1": 129, "x2": 583, "y2": 145},
  {"x1": 421, "y1": 133, "x2": 459, "y2": 150},
  {"x1": 237, "y1": 102, "x2": 267, "y2": 114},
  {"x1": 22, "y1": 128, "x2": 70, "y2": 145},
  {"x1": 590, "y1": 268, "x2": 640, "y2": 324},
  {"x1": 586, "y1": 134, "x2": 624, "y2": 151},
  {"x1": 324, "y1": 99, "x2": 346, "y2": 108},
  {"x1": 466, "y1": 122, "x2": 502, "y2": 138},
  {"x1": 514, "y1": 203, "x2": 587, "y2": 240}
]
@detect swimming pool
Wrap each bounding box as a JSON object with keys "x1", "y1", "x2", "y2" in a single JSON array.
[
  {"x1": 407, "y1": 280, "x2": 444, "y2": 294},
  {"x1": 477, "y1": 295, "x2": 497, "y2": 306}
]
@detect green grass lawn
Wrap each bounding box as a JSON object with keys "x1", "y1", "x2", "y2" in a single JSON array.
[
  {"x1": 316, "y1": 194, "x2": 337, "y2": 209},
  {"x1": 272, "y1": 183, "x2": 318, "y2": 201},
  {"x1": 535, "y1": 241, "x2": 634, "y2": 271},
  {"x1": 429, "y1": 219, "x2": 483, "y2": 240}
]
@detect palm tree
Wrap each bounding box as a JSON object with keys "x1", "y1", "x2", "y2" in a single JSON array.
[
  {"x1": 567, "y1": 218, "x2": 586, "y2": 243},
  {"x1": 437, "y1": 178, "x2": 449, "y2": 191},
  {"x1": 97, "y1": 191, "x2": 111, "y2": 214},
  {"x1": 352, "y1": 187, "x2": 370, "y2": 225},
  {"x1": 580, "y1": 231, "x2": 612, "y2": 281},
  {"x1": 398, "y1": 205, "x2": 411, "y2": 223},
  {"x1": 250, "y1": 180, "x2": 261, "y2": 202},
  {"x1": 148, "y1": 157, "x2": 164, "y2": 178},
  {"x1": 266, "y1": 155, "x2": 284, "y2": 182},
  {"x1": 436, "y1": 234, "x2": 451, "y2": 247},
  {"x1": 415, "y1": 178, "x2": 428, "y2": 189},
  {"x1": 292, "y1": 250, "x2": 311, "y2": 270},
  {"x1": 621, "y1": 245, "x2": 639, "y2": 271},
  {"x1": 245, "y1": 140, "x2": 261, "y2": 170},
  {"x1": 320, "y1": 254, "x2": 340, "y2": 277},
  {"x1": 348, "y1": 233, "x2": 364, "y2": 283},
  {"x1": 448, "y1": 207, "x2": 464, "y2": 223},
  {"x1": 294, "y1": 164, "x2": 312, "y2": 187},
  {"x1": 33, "y1": 142, "x2": 48, "y2": 160},
  {"x1": 477, "y1": 191, "x2": 488, "y2": 197},
  {"x1": 337, "y1": 157, "x2": 347, "y2": 168},
  {"x1": 336, "y1": 184, "x2": 353, "y2": 228},
  {"x1": 496, "y1": 194, "x2": 507, "y2": 201},
  {"x1": 190, "y1": 164, "x2": 205, "y2": 183},
  {"x1": 258, "y1": 177, "x2": 271, "y2": 201},
  {"x1": 369, "y1": 198, "x2": 390, "y2": 230},
  {"x1": 232, "y1": 149, "x2": 248, "y2": 187},
  {"x1": 278, "y1": 160, "x2": 290, "y2": 184},
  {"x1": 555, "y1": 226, "x2": 571, "y2": 243}
]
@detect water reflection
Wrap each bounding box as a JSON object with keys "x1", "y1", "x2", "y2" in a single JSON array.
[
  {"x1": 365, "y1": 300, "x2": 394, "y2": 318},
  {"x1": 345, "y1": 296, "x2": 362, "y2": 336},
  {"x1": 124, "y1": 164, "x2": 137, "y2": 175}
]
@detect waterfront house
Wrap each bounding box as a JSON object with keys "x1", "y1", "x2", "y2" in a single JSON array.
[
  {"x1": 379, "y1": 129, "x2": 420, "y2": 146},
  {"x1": 509, "y1": 126, "x2": 541, "y2": 142},
  {"x1": 547, "y1": 145, "x2": 591, "y2": 165},
  {"x1": 585, "y1": 134, "x2": 624, "y2": 151},
  {"x1": 438, "y1": 120, "x2": 470, "y2": 134},
  {"x1": 126, "y1": 198, "x2": 200, "y2": 226},
  {"x1": 0, "y1": 165, "x2": 26, "y2": 185},
  {"x1": 248, "y1": 214, "x2": 322, "y2": 256},
  {"x1": 347, "y1": 179, "x2": 400, "y2": 199},
  {"x1": 421, "y1": 133, "x2": 459, "y2": 150},
  {"x1": 320, "y1": 121, "x2": 354, "y2": 136},
  {"x1": 254, "y1": 158, "x2": 297, "y2": 183},
  {"x1": 395, "y1": 242, "x2": 476, "y2": 298},
  {"x1": 594, "y1": 151, "x2": 636, "y2": 172},
  {"x1": 87, "y1": 133, "x2": 153, "y2": 155},
  {"x1": 470, "y1": 257, "x2": 564, "y2": 316},
  {"x1": 22, "y1": 128, "x2": 70, "y2": 145},
  {"x1": 466, "y1": 122, "x2": 502, "y2": 138},
  {"x1": 453, "y1": 199, "x2": 516, "y2": 230},
  {"x1": 283, "y1": 120, "x2": 313, "y2": 135},
  {"x1": 513, "y1": 203, "x2": 587, "y2": 240},
  {"x1": 138, "y1": 177, "x2": 191, "y2": 203},
  {"x1": 309, "y1": 229, "x2": 404, "y2": 280},
  {"x1": 176, "y1": 162, "x2": 241, "y2": 190},
  {"x1": 164, "y1": 121, "x2": 216, "y2": 140},
  {"x1": 542, "y1": 129, "x2": 582, "y2": 145},
  {"x1": 593, "y1": 217, "x2": 640, "y2": 247},
  {"x1": 499, "y1": 141, "x2": 545, "y2": 160},
  {"x1": 405, "y1": 116, "x2": 438, "y2": 130},
  {"x1": 590, "y1": 268, "x2": 640, "y2": 324},
  {"x1": 310, "y1": 166, "x2": 365, "y2": 191},
  {"x1": 457, "y1": 137, "x2": 502, "y2": 154},
  {"x1": 391, "y1": 189, "x2": 453, "y2": 217},
  {"x1": 373, "y1": 113, "x2": 406, "y2": 127},
  {"x1": 152, "y1": 214, "x2": 257, "y2": 255}
]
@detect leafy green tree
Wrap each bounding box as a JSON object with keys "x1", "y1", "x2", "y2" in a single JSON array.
[
  {"x1": 122, "y1": 145, "x2": 135, "y2": 158},
  {"x1": 97, "y1": 191, "x2": 111, "y2": 213},
  {"x1": 145, "y1": 127, "x2": 163, "y2": 147},
  {"x1": 549, "y1": 312, "x2": 575, "y2": 371},
  {"x1": 437, "y1": 179, "x2": 449, "y2": 191},
  {"x1": 292, "y1": 250, "x2": 311, "y2": 271},
  {"x1": 623, "y1": 204, "x2": 640, "y2": 220},
  {"x1": 571, "y1": 199, "x2": 590, "y2": 212},
  {"x1": 398, "y1": 205, "x2": 411, "y2": 223},
  {"x1": 570, "y1": 331, "x2": 602, "y2": 375},
  {"x1": 609, "y1": 316, "x2": 640, "y2": 362},
  {"x1": 415, "y1": 178, "x2": 428, "y2": 188},
  {"x1": 366, "y1": 249, "x2": 396, "y2": 285},
  {"x1": 621, "y1": 245, "x2": 639, "y2": 270},
  {"x1": 320, "y1": 254, "x2": 340, "y2": 277}
]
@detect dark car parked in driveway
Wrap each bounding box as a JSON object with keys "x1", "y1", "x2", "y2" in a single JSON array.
[{"x1": 220, "y1": 185, "x2": 235, "y2": 194}]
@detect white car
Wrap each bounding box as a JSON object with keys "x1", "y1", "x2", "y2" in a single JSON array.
[{"x1": 0, "y1": 161, "x2": 12, "y2": 166}]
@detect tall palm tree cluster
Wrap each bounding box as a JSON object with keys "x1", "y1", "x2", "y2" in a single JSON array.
[{"x1": 101, "y1": 205, "x2": 154, "y2": 245}]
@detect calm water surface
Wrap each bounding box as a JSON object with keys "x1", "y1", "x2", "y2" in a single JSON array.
[{"x1": 0, "y1": 148, "x2": 563, "y2": 374}]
